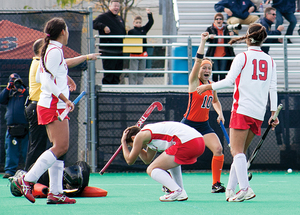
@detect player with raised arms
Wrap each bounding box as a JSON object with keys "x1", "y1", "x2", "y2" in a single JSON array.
[
  {"x1": 121, "y1": 121, "x2": 205, "y2": 202},
  {"x1": 181, "y1": 32, "x2": 226, "y2": 193},
  {"x1": 197, "y1": 23, "x2": 279, "y2": 202}
]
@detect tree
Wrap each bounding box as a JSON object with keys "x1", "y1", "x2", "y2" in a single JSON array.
[{"x1": 56, "y1": 0, "x2": 135, "y2": 25}]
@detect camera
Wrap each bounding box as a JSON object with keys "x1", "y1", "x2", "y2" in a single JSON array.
[
  {"x1": 13, "y1": 78, "x2": 23, "y2": 89},
  {"x1": 227, "y1": 23, "x2": 242, "y2": 31}
]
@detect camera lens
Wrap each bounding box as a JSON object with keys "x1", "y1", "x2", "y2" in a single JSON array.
[{"x1": 14, "y1": 79, "x2": 23, "y2": 89}]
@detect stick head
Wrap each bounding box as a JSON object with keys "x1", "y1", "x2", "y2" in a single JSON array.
[{"x1": 154, "y1": 101, "x2": 163, "y2": 111}]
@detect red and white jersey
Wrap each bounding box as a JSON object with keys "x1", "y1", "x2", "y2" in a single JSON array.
[
  {"x1": 212, "y1": 46, "x2": 277, "y2": 120},
  {"x1": 36, "y1": 40, "x2": 69, "y2": 109},
  {"x1": 141, "y1": 121, "x2": 203, "y2": 152}
]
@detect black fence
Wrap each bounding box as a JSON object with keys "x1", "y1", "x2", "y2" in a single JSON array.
[{"x1": 96, "y1": 91, "x2": 300, "y2": 172}]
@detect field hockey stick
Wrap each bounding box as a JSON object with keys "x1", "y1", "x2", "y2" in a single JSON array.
[
  {"x1": 220, "y1": 121, "x2": 230, "y2": 147},
  {"x1": 57, "y1": 91, "x2": 86, "y2": 121},
  {"x1": 99, "y1": 101, "x2": 163, "y2": 175},
  {"x1": 247, "y1": 104, "x2": 283, "y2": 170}
]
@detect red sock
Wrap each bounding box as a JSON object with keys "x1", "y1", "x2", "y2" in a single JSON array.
[{"x1": 211, "y1": 155, "x2": 224, "y2": 184}]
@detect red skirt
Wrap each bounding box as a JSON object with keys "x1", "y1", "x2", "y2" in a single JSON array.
[
  {"x1": 165, "y1": 137, "x2": 205, "y2": 165},
  {"x1": 37, "y1": 105, "x2": 70, "y2": 125}
]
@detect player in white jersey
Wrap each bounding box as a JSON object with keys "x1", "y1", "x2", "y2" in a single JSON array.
[
  {"x1": 14, "y1": 17, "x2": 99, "y2": 205},
  {"x1": 197, "y1": 23, "x2": 279, "y2": 202},
  {"x1": 121, "y1": 121, "x2": 205, "y2": 202}
]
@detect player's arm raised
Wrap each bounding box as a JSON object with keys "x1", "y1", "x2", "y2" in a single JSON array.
[{"x1": 189, "y1": 32, "x2": 209, "y2": 92}]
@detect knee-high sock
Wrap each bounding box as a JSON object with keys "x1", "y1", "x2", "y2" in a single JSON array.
[
  {"x1": 211, "y1": 155, "x2": 224, "y2": 184},
  {"x1": 48, "y1": 160, "x2": 64, "y2": 195},
  {"x1": 227, "y1": 162, "x2": 238, "y2": 192},
  {"x1": 24, "y1": 150, "x2": 57, "y2": 183},
  {"x1": 233, "y1": 153, "x2": 249, "y2": 190},
  {"x1": 151, "y1": 168, "x2": 181, "y2": 191},
  {"x1": 169, "y1": 165, "x2": 184, "y2": 190}
]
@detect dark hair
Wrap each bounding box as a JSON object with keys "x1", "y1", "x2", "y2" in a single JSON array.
[
  {"x1": 110, "y1": 0, "x2": 120, "y2": 4},
  {"x1": 125, "y1": 126, "x2": 141, "y2": 144},
  {"x1": 33, "y1": 38, "x2": 43, "y2": 56},
  {"x1": 41, "y1": 17, "x2": 66, "y2": 75},
  {"x1": 134, "y1": 15, "x2": 142, "y2": 21},
  {"x1": 228, "y1": 23, "x2": 267, "y2": 46},
  {"x1": 264, "y1": 6, "x2": 276, "y2": 17}
]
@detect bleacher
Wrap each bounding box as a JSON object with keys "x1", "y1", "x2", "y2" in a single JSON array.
[{"x1": 175, "y1": 0, "x2": 300, "y2": 91}]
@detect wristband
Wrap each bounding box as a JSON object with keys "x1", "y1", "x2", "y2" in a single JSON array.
[
  {"x1": 86, "y1": 55, "x2": 89, "y2": 61},
  {"x1": 196, "y1": 53, "x2": 203, "y2": 59}
]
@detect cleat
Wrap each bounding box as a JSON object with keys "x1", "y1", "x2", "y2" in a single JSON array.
[
  {"x1": 228, "y1": 187, "x2": 256, "y2": 202},
  {"x1": 225, "y1": 189, "x2": 235, "y2": 201},
  {"x1": 211, "y1": 181, "x2": 226, "y2": 193},
  {"x1": 15, "y1": 175, "x2": 35, "y2": 203},
  {"x1": 47, "y1": 193, "x2": 76, "y2": 204},
  {"x1": 162, "y1": 186, "x2": 171, "y2": 194},
  {"x1": 159, "y1": 189, "x2": 188, "y2": 202}
]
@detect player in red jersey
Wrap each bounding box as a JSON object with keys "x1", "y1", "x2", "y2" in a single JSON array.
[{"x1": 181, "y1": 32, "x2": 226, "y2": 193}]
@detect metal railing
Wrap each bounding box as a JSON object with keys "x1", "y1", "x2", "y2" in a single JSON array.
[{"x1": 94, "y1": 34, "x2": 300, "y2": 92}]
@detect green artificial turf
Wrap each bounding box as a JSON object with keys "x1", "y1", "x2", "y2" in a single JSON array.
[{"x1": 0, "y1": 171, "x2": 299, "y2": 215}]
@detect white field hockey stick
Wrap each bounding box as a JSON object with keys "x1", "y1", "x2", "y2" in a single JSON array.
[
  {"x1": 57, "y1": 91, "x2": 86, "y2": 121},
  {"x1": 99, "y1": 101, "x2": 163, "y2": 175},
  {"x1": 247, "y1": 104, "x2": 283, "y2": 180},
  {"x1": 220, "y1": 121, "x2": 230, "y2": 147}
]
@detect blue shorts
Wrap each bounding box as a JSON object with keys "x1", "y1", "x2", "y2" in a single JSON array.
[{"x1": 181, "y1": 118, "x2": 215, "y2": 135}]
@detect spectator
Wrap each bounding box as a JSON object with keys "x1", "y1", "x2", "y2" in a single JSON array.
[
  {"x1": 256, "y1": 7, "x2": 284, "y2": 54},
  {"x1": 24, "y1": 39, "x2": 50, "y2": 172},
  {"x1": 265, "y1": 0, "x2": 297, "y2": 43},
  {"x1": 205, "y1": 13, "x2": 235, "y2": 82},
  {"x1": 93, "y1": 0, "x2": 126, "y2": 84},
  {"x1": 214, "y1": 0, "x2": 259, "y2": 34},
  {"x1": 128, "y1": 8, "x2": 154, "y2": 85},
  {"x1": 0, "y1": 73, "x2": 29, "y2": 178}
]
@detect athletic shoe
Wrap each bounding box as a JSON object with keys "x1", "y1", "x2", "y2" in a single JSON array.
[
  {"x1": 159, "y1": 189, "x2": 188, "y2": 202},
  {"x1": 225, "y1": 189, "x2": 235, "y2": 201},
  {"x1": 227, "y1": 187, "x2": 256, "y2": 202},
  {"x1": 15, "y1": 175, "x2": 35, "y2": 203},
  {"x1": 47, "y1": 193, "x2": 76, "y2": 204},
  {"x1": 162, "y1": 186, "x2": 171, "y2": 194},
  {"x1": 3, "y1": 173, "x2": 12, "y2": 178},
  {"x1": 211, "y1": 181, "x2": 226, "y2": 193}
]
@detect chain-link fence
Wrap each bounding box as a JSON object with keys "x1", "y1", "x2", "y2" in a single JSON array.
[{"x1": 0, "y1": 10, "x2": 90, "y2": 170}]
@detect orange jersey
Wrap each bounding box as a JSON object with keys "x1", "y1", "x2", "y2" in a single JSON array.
[{"x1": 184, "y1": 81, "x2": 214, "y2": 122}]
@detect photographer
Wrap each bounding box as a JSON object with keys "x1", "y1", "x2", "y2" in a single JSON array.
[{"x1": 0, "y1": 73, "x2": 29, "y2": 178}]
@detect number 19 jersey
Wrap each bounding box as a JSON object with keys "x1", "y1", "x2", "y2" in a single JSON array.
[{"x1": 212, "y1": 46, "x2": 277, "y2": 121}]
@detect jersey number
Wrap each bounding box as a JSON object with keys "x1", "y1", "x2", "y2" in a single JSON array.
[
  {"x1": 252, "y1": 59, "x2": 268, "y2": 81},
  {"x1": 201, "y1": 95, "x2": 213, "y2": 109}
]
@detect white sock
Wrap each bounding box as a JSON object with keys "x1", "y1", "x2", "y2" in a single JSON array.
[
  {"x1": 227, "y1": 163, "x2": 238, "y2": 192},
  {"x1": 233, "y1": 153, "x2": 249, "y2": 190},
  {"x1": 169, "y1": 165, "x2": 184, "y2": 190},
  {"x1": 49, "y1": 160, "x2": 64, "y2": 195},
  {"x1": 151, "y1": 168, "x2": 181, "y2": 191},
  {"x1": 25, "y1": 150, "x2": 57, "y2": 183}
]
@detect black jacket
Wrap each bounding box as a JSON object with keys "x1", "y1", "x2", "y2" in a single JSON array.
[
  {"x1": 257, "y1": 17, "x2": 281, "y2": 54},
  {"x1": 93, "y1": 10, "x2": 126, "y2": 53},
  {"x1": 128, "y1": 13, "x2": 154, "y2": 52},
  {"x1": 205, "y1": 24, "x2": 235, "y2": 57}
]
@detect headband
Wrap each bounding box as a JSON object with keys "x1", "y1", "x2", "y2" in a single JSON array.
[{"x1": 201, "y1": 60, "x2": 212, "y2": 67}]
